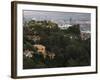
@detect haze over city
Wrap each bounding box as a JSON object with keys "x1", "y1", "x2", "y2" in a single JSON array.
[{"x1": 23, "y1": 10, "x2": 91, "y2": 31}]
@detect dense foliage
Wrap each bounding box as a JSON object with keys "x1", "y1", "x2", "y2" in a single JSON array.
[{"x1": 23, "y1": 20, "x2": 91, "y2": 69}]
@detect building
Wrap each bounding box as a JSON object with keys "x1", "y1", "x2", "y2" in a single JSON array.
[
  {"x1": 58, "y1": 24, "x2": 72, "y2": 29},
  {"x1": 80, "y1": 31, "x2": 91, "y2": 40}
]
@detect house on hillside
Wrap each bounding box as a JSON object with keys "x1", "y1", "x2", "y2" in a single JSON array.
[
  {"x1": 23, "y1": 49, "x2": 34, "y2": 58},
  {"x1": 58, "y1": 24, "x2": 72, "y2": 29},
  {"x1": 80, "y1": 31, "x2": 90, "y2": 40},
  {"x1": 33, "y1": 44, "x2": 47, "y2": 58}
]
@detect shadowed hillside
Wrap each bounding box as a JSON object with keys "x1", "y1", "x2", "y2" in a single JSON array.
[{"x1": 23, "y1": 20, "x2": 91, "y2": 69}]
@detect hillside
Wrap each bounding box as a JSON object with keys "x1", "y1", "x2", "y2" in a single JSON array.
[{"x1": 23, "y1": 20, "x2": 91, "y2": 69}]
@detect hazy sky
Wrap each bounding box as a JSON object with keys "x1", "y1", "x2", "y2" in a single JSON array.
[{"x1": 23, "y1": 10, "x2": 91, "y2": 25}]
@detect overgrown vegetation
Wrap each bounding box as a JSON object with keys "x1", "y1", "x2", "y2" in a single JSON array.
[{"x1": 23, "y1": 20, "x2": 91, "y2": 69}]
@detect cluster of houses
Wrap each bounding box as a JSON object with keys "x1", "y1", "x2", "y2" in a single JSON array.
[
  {"x1": 80, "y1": 31, "x2": 90, "y2": 40},
  {"x1": 58, "y1": 23, "x2": 90, "y2": 40},
  {"x1": 24, "y1": 44, "x2": 55, "y2": 60}
]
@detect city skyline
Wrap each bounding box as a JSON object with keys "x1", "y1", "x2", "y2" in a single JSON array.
[
  {"x1": 23, "y1": 10, "x2": 91, "y2": 31},
  {"x1": 23, "y1": 10, "x2": 91, "y2": 24}
]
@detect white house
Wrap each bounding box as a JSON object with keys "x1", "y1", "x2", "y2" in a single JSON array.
[
  {"x1": 58, "y1": 24, "x2": 72, "y2": 29},
  {"x1": 24, "y1": 49, "x2": 34, "y2": 58}
]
